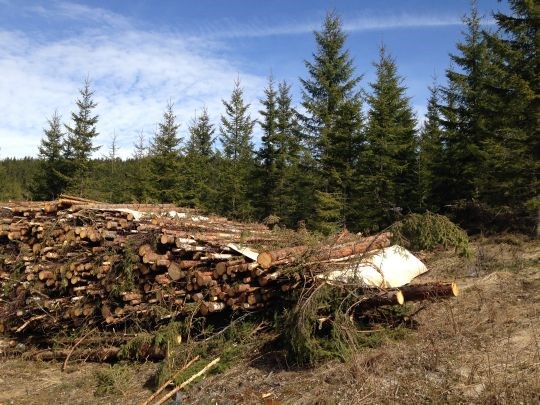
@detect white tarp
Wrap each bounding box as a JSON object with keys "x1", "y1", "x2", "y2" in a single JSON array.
[
  {"x1": 115, "y1": 208, "x2": 145, "y2": 221},
  {"x1": 227, "y1": 243, "x2": 259, "y2": 261},
  {"x1": 322, "y1": 245, "x2": 428, "y2": 288}
]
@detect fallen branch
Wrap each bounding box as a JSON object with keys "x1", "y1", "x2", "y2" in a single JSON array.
[
  {"x1": 15, "y1": 315, "x2": 46, "y2": 333},
  {"x1": 142, "y1": 355, "x2": 200, "y2": 405},
  {"x1": 61, "y1": 327, "x2": 97, "y2": 371},
  {"x1": 154, "y1": 357, "x2": 220, "y2": 405},
  {"x1": 30, "y1": 347, "x2": 121, "y2": 362}
]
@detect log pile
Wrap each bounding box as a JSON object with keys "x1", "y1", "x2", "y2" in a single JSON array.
[{"x1": 0, "y1": 197, "x2": 457, "y2": 342}]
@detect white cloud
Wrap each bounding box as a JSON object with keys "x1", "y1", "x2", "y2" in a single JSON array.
[
  {"x1": 0, "y1": 7, "x2": 266, "y2": 158},
  {"x1": 0, "y1": 1, "x2": 492, "y2": 158},
  {"x1": 200, "y1": 13, "x2": 487, "y2": 39}
]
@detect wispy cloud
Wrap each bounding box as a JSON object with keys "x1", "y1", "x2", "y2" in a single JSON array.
[
  {"x1": 0, "y1": 3, "x2": 266, "y2": 158},
  {"x1": 24, "y1": 1, "x2": 131, "y2": 29},
  {"x1": 0, "y1": 1, "x2": 492, "y2": 158},
  {"x1": 200, "y1": 13, "x2": 491, "y2": 39}
]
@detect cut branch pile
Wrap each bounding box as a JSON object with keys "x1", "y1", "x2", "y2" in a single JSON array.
[{"x1": 0, "y1": 197, "x2": 458, "y2": 351}]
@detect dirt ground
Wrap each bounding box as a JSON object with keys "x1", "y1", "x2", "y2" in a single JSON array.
[{"x1": 1, "y1": 235, "x2": 539, "y2": 404}]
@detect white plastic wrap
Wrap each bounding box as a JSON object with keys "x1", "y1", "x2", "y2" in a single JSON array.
[{"x1": 322, "y1": 245, "x2": 428, "y2": 288}]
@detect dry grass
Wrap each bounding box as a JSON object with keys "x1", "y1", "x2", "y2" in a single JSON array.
[
  {"x1": 0, "y1": 357, "x2": 157, "y2": 404},
  {"x1": 0, "y1": 235, "x2": 538, "y2": 404},
  {"x1": 183, "y1": 235, "x2": 540, "y2": 404}
]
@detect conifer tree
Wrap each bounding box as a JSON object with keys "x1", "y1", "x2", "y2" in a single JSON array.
[
  {"x1": 300, "y1": 11, "x2": 364, "y2": 233},
  {"x1": 33, "y1": 111, "x2": 66, "y2": 199},
  {"x1": 439, "y1": 3, "x2": 491, "y2": 204},
  {"x1": 418, "y1": 81, "x2": 445, "y2": 210},
  {"x1": 256, "y1": 78, "x2": 306, "y2": 227},
  {"x1": 217, "y1": 79, "x2": 256, "y2": 219},
  {"x1": 148, "y1": 102, "x2": 182, "y2": 203},
  {"x1": 257, "y1": 76, "x2": 279, "y2": 220},
  {"x1": 186, "y1": 108, "x2": 215, "y2": 158},
  {"x1": 360, "y1": 45, "x2": 418, "y2": 230},
  {"x1": 104, "y1": 133, "x2": 125, "y2": 203},
  {"x1": 64, "y1": 78, "x2": 100, "y2": 196},
  {"x1": 276, "y1": 81, "x2": 302, "y2": 163},
  {"x1": 184, "y1": 108, "x2": 216, "y2": 209},
  {"x1": 481, "y1": 0, "x2": 539, "y2": 230},
  {"x1": 437, "y1": 69, "x2": 463, "y2": 207},
  {"x1": 129, "y1": 131, "x2": 151, "y2": 202},
  {"x1": 274, "y1": 81, "x2": 308, "y2": 227}
]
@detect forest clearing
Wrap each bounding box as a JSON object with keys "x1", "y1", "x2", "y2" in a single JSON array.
[
  {"x1": 0, "y1": 215, "x2": 538, "y2": 403},
  {"x1": 0, "y1": 197, "x2": 538, "y2": 404},
  {"x1": 0, "y1": 0, "x2": 538, "y2": 403}
]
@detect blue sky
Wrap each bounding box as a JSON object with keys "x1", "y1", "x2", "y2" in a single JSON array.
[{"x1": 0, "y1": 0, "x2": 506, "y2": 158}]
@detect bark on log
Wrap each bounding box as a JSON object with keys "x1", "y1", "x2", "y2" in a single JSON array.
[
  {"x1": 257, "y1": 233, "x2": 392, "y2": 269},
  {"x1": 0, "y1": 198, "x2": 458, "y2": 345},
  {"x1": 199, "y1": 301, "x2": 226, "y2": 315},
  {"x1": 256, "y1": 245, "x2": 307, "y2": 269},
  {"x1": 398, "y1": 282, "x2": 459, "y2": 301},
  {"x1": 355, "y1": 290, "x2": 405, "y2": 310}
]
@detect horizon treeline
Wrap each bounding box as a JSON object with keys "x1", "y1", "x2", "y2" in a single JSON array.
[{"x1": 0, "y1": 1, "x2": 538, "y2": 235}]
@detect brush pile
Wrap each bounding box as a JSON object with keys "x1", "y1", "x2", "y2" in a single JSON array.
[{"x1": 0, "y1": 196, "x2": 457, "y2": 347}]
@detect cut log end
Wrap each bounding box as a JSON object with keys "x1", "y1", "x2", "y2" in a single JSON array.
[
  {"x1": 451, "y1": 282, "x2": 459, "y2": 297},
  {"x1": 256, "y1": 252, "x2": 272, "y2": 269},
  {"x1": 167, "y1": 262, "x2": 184, "y2": 281},
  {"x1": 396, "y1": 290, "x2": 405, "y2": 305}
]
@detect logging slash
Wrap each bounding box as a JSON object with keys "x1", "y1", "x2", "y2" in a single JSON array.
[{"x1": 0, "y1": 196, "x2": 458, "y2": 371}]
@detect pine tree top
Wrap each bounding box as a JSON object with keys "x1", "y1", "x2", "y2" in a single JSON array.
[
  {"x1": 301, "y1": 12, "x2": 361, "y2": 118},
  {"x1": 219, "y1": 79, "x2": 255, "y2": 161},
  {"x1": 150, "y1": 101, "x2": 182, "y2": 157},
  {"x1": 187, "y1": 107, "x2": 215, "y2": 157},
  {"x1": 39, "y1": 111, "x2": 64, "y2": 161},
  {"x1": 367, "y1": 45, "x2": 416, "y2": 134},
  {"x1": 64, "y1": 78, "x2": 101, "y2": 160}
]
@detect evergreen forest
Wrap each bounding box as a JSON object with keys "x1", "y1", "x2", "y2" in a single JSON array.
[{"x1": 1, "y1": 1, "x2": 538, "y2": 235}]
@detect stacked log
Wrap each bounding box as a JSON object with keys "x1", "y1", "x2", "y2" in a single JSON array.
[{"x1": 0, "y1": 197, "x2": 457, "y2": 340}]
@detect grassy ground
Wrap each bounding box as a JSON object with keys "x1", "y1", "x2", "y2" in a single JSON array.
[{"x1": 1, "y1": 235, "x2": 539, "y2": 404}]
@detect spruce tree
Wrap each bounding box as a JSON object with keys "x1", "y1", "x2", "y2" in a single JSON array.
[
  {"x1": 439, "y1": 4, "x2": 491, "y2": 205},
  {"x1": 217, "y1": 79, "x2": 256, "y2": 219},
  {"x1": 148, "y1": 102, "x2": 182, "y2": 203},
  {"x1": 300, "y1": 11, "x2": 364, "y2": 233},
  {"x1": 257, "y1": 76, "x2": 279, "y2": 220},
  {"x1": 437, "y1": 69, "x2": 463, "y2": 207},
  {"x1": 186, "y1": 108, "x2": 215, "y2": 158},
  {"x1": 33, "y1": 111, "x2": 66, "y2": 199},
  {"x1": 274, "y1": 81, "x2": 308, "y2": 227},
  {"x1": 104, "y1": 133, "x2": 125, "y2": 203},
  {"x1": 418, "y1": 81, "x2": 446, "y2": 210},
  {"x1": 360, "y1": 44, "x2": 418, "y2": 230},
  {"x1": 184, "y1": 107, "x2": 216, "y2": 210},
  {"x1": 481, "y1": 0, "x2": 539, "y2": 231},
  {"x1": 256, "y1": 78, "x2": 306, "y2": 227},
  {"x1": 128, "y1": 131, "x2": 151, "y2": 202},
  {"x1": 64, "y1": 78, "x2": 100, "y2": 196}
]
